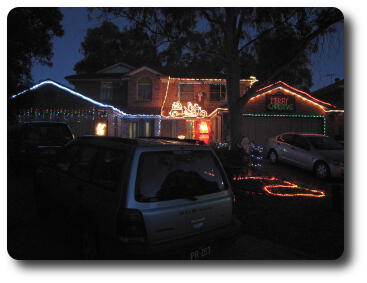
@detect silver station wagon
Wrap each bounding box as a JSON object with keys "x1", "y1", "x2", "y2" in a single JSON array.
[
  {"x1": 267, "y1": 133, "x2": 344, "y2": 179},
  {"x1": 35, "y1": 136, "x2": 240, "y2": 259}
]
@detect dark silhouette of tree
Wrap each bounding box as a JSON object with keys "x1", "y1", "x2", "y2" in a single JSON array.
[
  {"x1": 74, "y1": 21, "x2": 161, "y2": 73},
  {"x1": 7, "y1": 8, "x2": 64, "y2": 95},
  {"x1": 90, "y1": 7, "x2": 343, "y2": 144}
]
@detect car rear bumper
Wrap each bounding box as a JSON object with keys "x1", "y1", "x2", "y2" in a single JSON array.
[{"x1": 115, "y1": 217, "x2": 242, "y2": 259}]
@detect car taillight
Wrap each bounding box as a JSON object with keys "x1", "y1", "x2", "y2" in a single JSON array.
[{"x1": 116, "y1": 209, "x2": 146, "y2": 243}]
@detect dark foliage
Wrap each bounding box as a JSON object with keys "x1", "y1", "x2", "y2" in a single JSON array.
[{"x1": 7, "y1": 8, "x2": 64, "y2": 95}]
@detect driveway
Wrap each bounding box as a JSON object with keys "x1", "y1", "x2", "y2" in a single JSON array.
[{"x1": 230, "y1": 158, "x2": 344, "y2": 259}]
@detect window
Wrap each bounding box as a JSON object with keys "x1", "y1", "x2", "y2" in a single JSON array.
[
  {"x1": 92, "y1": 148, "x2": 127, "y2": 191},
  {"x1": 101, "y1": 82, "x2": 113, "y2": 100},
  {"x1": 145, "y1": 121, "x2": 150, "y2": 137},
  {"x1": 135, "y1": 151, "x2": 228, "y2": 202},
  {"x1": 293, "y1": 135, "x2": 311, "y2": 150},
  {"x1": 129, "y1": 122, "x2": 137, "y2": 138},
  {"x1": 210, "y1": 84, "x2": 226, "y2": 101},
  {"x1": 68, "y1": 145, "x2": 98, "y2": 181},
  {"x1": 179, "y1": 84, "x2": 194, "y2": 101},
  {"x1": 137, "y1": 77, "x2": 152, "y2": 101},
  {"x1": 279, "y1": 134, "x2": 294, "y2": 145}
]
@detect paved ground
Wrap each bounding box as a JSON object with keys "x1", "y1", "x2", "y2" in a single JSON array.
[
  {"x1": 231, "y1": 158, "x2": 344, "y2": 259},
  {"x1": 7, "y1": 158, "x2": 344, "y2": 260}
]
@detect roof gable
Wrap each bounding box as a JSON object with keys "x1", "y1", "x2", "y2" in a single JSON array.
[
  {"x1": 96, "y1": 62, "x2": 135, "y2": 74},
  {"x1": 254, "y1": 81, "x2": 337, "y2": 110},
  {"x1": 127, "y1": 66, "x2": 163, "y2": 76}
]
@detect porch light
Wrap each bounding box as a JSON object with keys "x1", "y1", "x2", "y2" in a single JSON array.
[{"x1": 96, "y1": 122, "x2": 107, "y2": 136}]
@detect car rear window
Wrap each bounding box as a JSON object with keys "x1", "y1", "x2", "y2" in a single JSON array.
[{"x1": 135, "y1": 150, "x2": 228, "y2": 202}]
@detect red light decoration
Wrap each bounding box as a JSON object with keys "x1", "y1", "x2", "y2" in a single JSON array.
[
  {"x1": 254, "y1": 81, "x2": 336, "y2": 109},
  {"x1": 233, "y1": 176, "x2": 326, "y2": 198}
]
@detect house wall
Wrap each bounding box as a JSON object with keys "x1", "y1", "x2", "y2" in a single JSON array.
[
  {"x1": 127, "y1": 70, "x2": 163, "y2": 109},
  {"x1": 161, "y1": 80, "x2": 253, "y2": 117}
]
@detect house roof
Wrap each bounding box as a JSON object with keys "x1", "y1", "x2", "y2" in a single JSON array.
[
  {"x1": 96, "y1": 62, "x2": 135, "y2": 73},
  {"x1": 312, "y1": 79, "x2": 344, "y2": 109},
  {"x1": 253, "y1": 81, "x2": 337, "y2": 110},
  {"x1": 10, "y1": 80, "x2": 160, "y2": 118},
  {"x1": 65, "y1": 73, "x2": 128, "y2": 80}
]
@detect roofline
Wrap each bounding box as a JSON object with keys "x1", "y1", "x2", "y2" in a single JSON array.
[
  {"x1": 10, "y1": 80, "x2": 161, "y2": 119},
  {"x1": 253, "y1": 81, "x2": 336, "y2": 109},
  {"x1": 96, "y1": 62, "x2": 135, "y2": 73},
  {"x1": 126, "y1": 66, "x2": 164, "y2": 76},
  {"x1": 65, "y1": 77, "x2": 129, "y2": 82}
]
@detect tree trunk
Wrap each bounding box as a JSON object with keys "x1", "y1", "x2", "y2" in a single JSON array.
[{"x1": 226, "y1": 59, "x2": 243, "y2": 149}]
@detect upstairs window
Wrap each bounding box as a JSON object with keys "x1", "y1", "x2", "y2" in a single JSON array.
[
  {"x1": 137, "y1": 77, "x2": 152, "y2": 101},
  {"x1": 101, "y1": 82, "x2": 113, "y2": 100},
  {"x1": 179, "y1": 84, "x2": 194, "y2": 101},
  {"x1": 209, "y1": 84, "x2": 226, "y2": 101}
]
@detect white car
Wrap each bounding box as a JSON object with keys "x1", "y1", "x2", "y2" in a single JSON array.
[{"x1": 267, "y1": 133, "x2": 344, "y2": 179}]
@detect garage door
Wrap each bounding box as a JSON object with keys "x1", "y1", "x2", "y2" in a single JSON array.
[{"x1": 241, "y1": 115, "x2": 325, "y2": 146}]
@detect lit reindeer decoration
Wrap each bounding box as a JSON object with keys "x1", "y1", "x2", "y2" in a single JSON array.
[{"x1": 169, "y1": 101, "x2": 207, "y2": 118}]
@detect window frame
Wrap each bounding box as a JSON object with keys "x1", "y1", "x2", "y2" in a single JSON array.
[
  {"x1": 101, "y1": 81, "x2": 113, "y2": 101},
  {"x1": 209, "y1": 84, "x2": 226, "y2": 102},
  {"x1": 136, "y1": 77, "x2": 153, "y2": 101},
  {"x1": 179, "y1": 83, "x2": 194, "y2": 101}
]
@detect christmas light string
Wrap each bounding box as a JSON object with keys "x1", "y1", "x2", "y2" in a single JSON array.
[
  {"x1": 11, "y1": 80, "x2": 161, "y2": 119},
  {"x1": 253, "y1": 81, "x2": 336, "y2": 110},
  {"x1": 232, "y1": 176, "x2": 326, "y2": 198}
]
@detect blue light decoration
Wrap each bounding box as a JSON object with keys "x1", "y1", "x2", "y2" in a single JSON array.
[
  {"x1": 248, "y1": 144, "x2": 264, "y2": 169},
  {"x1": 11, "y1": 80, "x2": 162, "y2": 135},
  {"x1": 11, "y1": 80, "x2": 161, "y2": 119}
]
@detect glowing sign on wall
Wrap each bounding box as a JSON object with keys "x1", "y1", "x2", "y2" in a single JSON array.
[
  {"x1": 95, "y1": 122, "x2": 107, "y2": 136},
  {"x1": 266, "y1": 93, "x2": 295, "y2": 111},
  {"x1": 169, "y1": 101, "x2": 208, "y2": 118}
]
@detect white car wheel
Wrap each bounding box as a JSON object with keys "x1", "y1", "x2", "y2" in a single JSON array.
[{"x1": 314, "y1": 162, "x2": 330, "y2": 179}]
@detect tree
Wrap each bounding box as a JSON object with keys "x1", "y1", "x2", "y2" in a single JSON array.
[
  {"x1": 92, "y1": 8, "x2": 343, "y2": 145},
  {"x1": 74, "y1": 21, "x2": 161, "y2": 73},
  {"x1": 7, "y1": 8, "x2": 64, "y2": 95}
]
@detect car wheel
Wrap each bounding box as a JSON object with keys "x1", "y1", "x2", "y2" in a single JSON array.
[
  {"x1": 314, "y1": 161, "x2": 330, "y2": 179},
  {"x1": 269, "y1": 150, "x2": 278, "y2": 164}
]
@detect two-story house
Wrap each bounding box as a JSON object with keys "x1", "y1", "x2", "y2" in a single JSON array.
[
  {"x1": 65, "y1": 63, "x2": 257, "y2": 143},
  {"x1": 11, "y1": 62, "x2": 341, "y2": 145}
]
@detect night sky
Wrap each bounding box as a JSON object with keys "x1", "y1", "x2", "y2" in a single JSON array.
[{"x1": 31, "y1": 7, "x2": 344, "y2": 92}]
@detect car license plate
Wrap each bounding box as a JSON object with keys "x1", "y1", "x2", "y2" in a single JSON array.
[{"x1": 189, "y1": 246, "x2": 211, "y2": 260}]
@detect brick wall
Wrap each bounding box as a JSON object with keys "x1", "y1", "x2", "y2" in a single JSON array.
[{"x1": 128, "y1": 70, "x2": 163, "y2": 109}]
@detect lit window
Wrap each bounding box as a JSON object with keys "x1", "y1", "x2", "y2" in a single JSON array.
[
  {"x1": 137, "y1": 77, "x2": 152, "y2": 101},
  {"x1": 179, "y1": 84, "x2": 194, "y2": 101},
  {"x1": 101, "y1": 82, "x2": 113, "y2": 100},
  {"x1": 129, "y1": 122, "x2": 137, "y2": 138},
  {"x1": 210, "y1": 84, "x2": 226, "y2": 101},
  {"x1": 145, "y1": 121, "x2": 150, "y2": 137}
]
